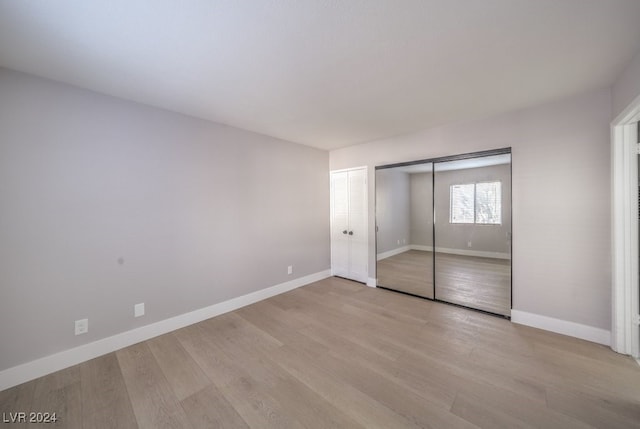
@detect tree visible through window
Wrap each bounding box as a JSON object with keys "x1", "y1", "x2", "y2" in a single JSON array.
[{"x1": 450, "y1": 181, "x2": 501, "y2": 224}]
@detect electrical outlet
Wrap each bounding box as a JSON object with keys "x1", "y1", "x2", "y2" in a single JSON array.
[
  {"x1": 397, "y1": 239, "x2": 400, "y2": 245},
  {"x1": 75, "y1": 319, "x2": 88, "y2": 336},
  {"x1": 287, "y1": 265, "x2": 293, "y2": 275},
  {"x1": 134, "y1": 303, "x2": 145, "y2": 318},
  {"x1": 467, "y1": 241, "x2": 472, "y2": 248}
]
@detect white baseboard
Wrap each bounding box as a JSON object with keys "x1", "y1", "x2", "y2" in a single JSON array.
[
  {"x1": 366, "y1": 278, "x2": 377, "y2": 287},
  {"x1": 0, "y1": 269, "x2": 331, "y2": 391},
  {"x1": 511, "y1": 310, "x2": 611, "y2": 346},
  {"x1": 376, "y1": 245, "x2": 410, "y2": 261}
]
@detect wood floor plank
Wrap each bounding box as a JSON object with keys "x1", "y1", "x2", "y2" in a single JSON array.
[
  {"x1": 180, "y1": 385, "x2": 249, "y2": 429},
  {"x1": 545, "y1": 386, "x2": 640, "y2": 429},
  {"x1": 451, "y1": 379, "x2": 592, "y2": 429},
  {"x1": 0, "y1": 380, "x2": 35, "y2": 429},
  {"x1": 235, "y1": 300, "x2": 329, "y2": 357},
  {"x1": 299, "y1": 291, "x2": 469, "y2": 366},
  {"x1": 312, "y1": 349, "x2": 478, "y2": 429},
  {"x1": 173, "y1": 324, "x2": 246, "y2": 387},
  {"x1": 266, "y1": 373, "x2": 366, "y2": 429},
  {"x1": 328, "y1": 288, "x2": 431, "y2": 327},
  {"x1": 30, "y1": 366, "x2": 82, "y2": 429},
  {"x1": 464, "y1": 347, "x2": 550, "y2": 403},
  {"x1": 175, "y1": 324, "x2": 306, "y2": 428},
  {"x1": 268, "y1": 345, "x2": 425, "y2": 429},
  {"x1": 79, "y1": 353, "x2": 138, "y2": 429},
  {"x1": 216, "y1": 374, "x2": 305, "y2": 429},
  {"x1": 346, "y1": 284, "x2": 435, "y2": 322},
  {"x1": 32, "y1": 382, "x2": 82, "y2": 429},
  {"x1": 532, "y1": 341, "x2": 640, "y2": 396},
  {"x1": 117, "y1": 342, "x2": 191, "y2": 429},
  {"x1": 452, "y1": 392, "x2": 536, "y2": 429},
  {"x1": 295, "y1": 308, "x2": 468, "y2": 407},
  {"x1": 546, "y1": 381, "x2": 640, "y2": 423},
  {"x1": 198, "y1": 312, "x2": 283, "y2": 357},
  {"x1": 147, "y1": 332, "x2": 211, "y2": 401}
]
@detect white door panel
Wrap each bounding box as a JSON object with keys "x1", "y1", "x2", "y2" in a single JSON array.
[
  {"x1": 330, "y1": 171, "x2": 349, "y2": 277},
  {"x1": 347, "y1": 169, "x2": 368, "y2": 283}
]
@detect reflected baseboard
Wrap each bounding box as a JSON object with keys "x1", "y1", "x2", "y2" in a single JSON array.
[
  {"x1": 409, "y1": 245, "x2": 433, "y2": 252},
  {"x1": 376, "y1": 245, "x2": 509, "y2": 261},
  {"x1": 377, "y1": 246, "x2": 411, "y2": 260},
  {"x1": 434, "y1": 247, "x2": 510, "y2": 260}
]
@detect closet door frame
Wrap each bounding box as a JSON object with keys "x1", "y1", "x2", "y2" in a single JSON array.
[{"x1": 375, "y1": 148, "x2": 512, "y2": 318}]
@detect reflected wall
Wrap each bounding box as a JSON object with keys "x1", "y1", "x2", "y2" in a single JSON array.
[{"x1": 375, "y1": 164, "x2": 433, "y2": 298}]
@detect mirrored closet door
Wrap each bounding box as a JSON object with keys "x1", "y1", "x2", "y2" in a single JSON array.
[
  {"x1": 375, "y1": 149, "x2": 512, "y2": 317},
  {"x1": 433, "y1": 153, "x2": 511, "y2": 316},
  {"x1": 375, "y1": 163, "x2": 434, "y2": 298}
]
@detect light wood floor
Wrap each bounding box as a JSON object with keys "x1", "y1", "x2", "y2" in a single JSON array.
[
  {"x1": 1, "y1": 277, "x2": 639, "y2": 428},
  {"x1": 377, "y1": 250, "x2": 510, "y2": 316}
]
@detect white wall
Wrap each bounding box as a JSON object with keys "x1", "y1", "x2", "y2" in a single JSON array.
[
  {"x1": 0, "y1": 68, "x2": 330, "y2": 372},
  {"x1": 612, "y1": 49, "x2": 640, "y2": 119},
  {"x1": 331, "y1": 88, "x2": 611, "y2": 331}
]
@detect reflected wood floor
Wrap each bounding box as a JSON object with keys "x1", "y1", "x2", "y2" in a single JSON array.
[
  {"x1": 2, "y1": 277, "x2": 639, "y2": 428},
  {"x1": 435, "y1": 253, "x2": 510, "y2": 316},
  {"x1": 377, "y1": 250, "x2": 434, "y2": 298},
  {"x1": 377, "y1": 250, "x2": 510, "y2": 316}
]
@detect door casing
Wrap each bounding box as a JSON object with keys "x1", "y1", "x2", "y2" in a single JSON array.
[{"x1": 611, "y1": 94, "x2": 640, "y2": 358}]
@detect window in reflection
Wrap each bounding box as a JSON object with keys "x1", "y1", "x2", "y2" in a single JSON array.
[{"x1": 434, "y1": 153, "x2": 511, "y2": 316}]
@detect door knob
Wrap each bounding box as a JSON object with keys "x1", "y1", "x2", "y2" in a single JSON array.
[
  {"x1": 348, "y1": 231, "x2": 353, "y2": 235},
  {"x1": 342, "y1": 230, "x2": 348, "y2": 234}
]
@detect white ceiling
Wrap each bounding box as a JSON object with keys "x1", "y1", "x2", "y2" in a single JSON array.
[{"x1": 1, "y1": 1, "x2": 640, "y2": 151}]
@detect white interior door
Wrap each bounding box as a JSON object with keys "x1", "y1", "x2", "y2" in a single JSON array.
[
  {"x1": 330, "y1": 167, "x2": 368, "y2": 283},
  {"x1": 347, "y1": 168, "x2": 368, "y2": 283}
]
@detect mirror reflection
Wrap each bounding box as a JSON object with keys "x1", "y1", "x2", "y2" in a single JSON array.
[
  {"x1": 375, "y1": 163, "x2": 433, "y2": 298},
  {"x1": 434, "y1": 154, "x2": 511, "y2": 316},
  {"x1": 375, "y1": 151, "x2": 512, "y2": 317}
]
